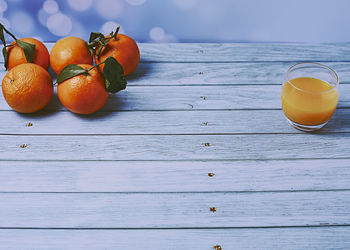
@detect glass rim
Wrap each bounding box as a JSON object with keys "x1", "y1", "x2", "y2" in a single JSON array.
[{"x1": 286, "y1": 62, "x2": 339, "y2": 94}]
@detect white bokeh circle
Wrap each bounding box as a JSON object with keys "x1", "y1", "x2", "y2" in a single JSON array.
[
  {"x1": 0, "y1": 0, "x2": 8, "y2": 12},
  {"x1": 96, "y1": 0, "x2": 124, "y2": 19},
  {"x1": 38, "y1": 8, "x2": 50, "y2": 26},
  {"x1": 43, "y1": 0, "x2": 59, "y2": 14},
  {"x1": 67, "y1": 0, "x2": 93, "y2": 11},
  {"x1": 100, "y1": 21, "x2": 125, "y2": 35},
  {"x1": 149, "y1": 27, "x2": 165, "y2": 42},
  {"x1": 47, "y1": 12, "x2": 72, "y2": 36}
]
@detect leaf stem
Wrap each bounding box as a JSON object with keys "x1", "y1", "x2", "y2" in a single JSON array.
[
  {"x1": 0, "y1": 23, "x2": 17, "y2": 41},
  {"x1": 87, "y1": 58, "x2": 108, "y2": 71},
  {"x1": 112, "y1": 26, "x2": 120, "y2": 41}
]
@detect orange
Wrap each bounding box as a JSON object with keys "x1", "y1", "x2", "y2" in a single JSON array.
[
  {"x1": 95, "y1": 34, "x2": 140, "y2": 76},
  {"x1": 2, "y1": 63, "x2": 53, "y2": 113},
  {"x1": 57, "y1": 64, "x2": 108, "y2": 114},
  {"x1": 7, "y1": 37, "x2": 50, "y2": 70},
  {"x1": 50, "y1": 36, "x2": 93, "y2": 75}
]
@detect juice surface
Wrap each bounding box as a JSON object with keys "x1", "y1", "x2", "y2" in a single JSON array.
[{"x1": 281, "y1": 77, "x2": 338, "y2": 125}]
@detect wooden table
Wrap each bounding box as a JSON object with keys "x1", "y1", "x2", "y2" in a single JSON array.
[{"x1": 1, "y1": 43, "x2": 350, "y2": 249}]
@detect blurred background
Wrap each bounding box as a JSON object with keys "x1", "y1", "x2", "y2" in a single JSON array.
[{"x1": 0, "y1": 0, "x2": 349, "y2": 43}]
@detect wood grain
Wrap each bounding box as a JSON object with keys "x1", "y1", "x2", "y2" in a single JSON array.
[
  {"x1": 0, "y1": 84, "x2": 349, "y2": 111},
  {"x1": 1, "y1": 159, "x2": 350, "y2": 192},
  {"x1": 1, "y1": 227, "x2": 349, "y2": 250},
  {"x1": 0, "y1": 191, "x2": 349, "y2": 228},
  {"x1": 1, "y1": 42, "x2": 349, "y2": 248},
  {"x1": 2, "y1": 43, "x2": 350, "y2": 63},
  {"x1": 1, "y1": 133, "x2": 350, "y2": 161},
  {"x1": 0, "y1": 109, "x2": 349, "y2": 134},
  {"x1": 138, "y1": 43, "x2": 350, "y2": 62},
  {"x1": 2, "y1": 61, "x2": 350, "y2": 86},
  {"x1": 127, "y1": 61, "x2": 350, "y2": 86}
]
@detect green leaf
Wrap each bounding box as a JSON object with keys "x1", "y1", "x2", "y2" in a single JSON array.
[
  {"x1": 2, "y1": 47, "x2": 8, "y2": 69},
  {"x1": 89, "y1": 32, "x2": 104, "y2": 43},
  {"x1": 16, "y1": 39, "x2": 35, "y2": 63},
  {"x1": 103, "y1": 57, "x2": 127, "y2": 93},
  {"x1": 57, "y1": 64, "x2": 87, "y2": 84}
]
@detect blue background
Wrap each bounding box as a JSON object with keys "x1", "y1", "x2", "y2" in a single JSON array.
[{"x1": 0, "y1": 0, "x2": 350, "y2": 43}]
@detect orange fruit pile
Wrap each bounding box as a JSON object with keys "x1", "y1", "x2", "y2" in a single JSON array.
[{"x1": 1, "y1": 24, "x2": 138, "y2": 114}]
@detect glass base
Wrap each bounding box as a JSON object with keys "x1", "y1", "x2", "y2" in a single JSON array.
[{"x1": 285, "y1": 117, "x2": 328, "y2": 132}]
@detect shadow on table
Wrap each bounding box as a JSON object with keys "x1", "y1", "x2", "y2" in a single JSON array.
[
  {"x1": 48, "y1": 67, "x2": 57, "y2": 82},
  {"x1": 17, "y1": 62, "x2": 150, "y2": 119},
  {"x1": 126, "y1": 63, "x2": 152, "y2": 82},
  {"x1": 72, "y1": 93, "x2": 127, "y2": 120},
  {"x1": 75, "y1": 63, "x2": 153, "y2": 120},
  {"x1": 317, "y1": 108, "x2": 350, "y2": 133}
]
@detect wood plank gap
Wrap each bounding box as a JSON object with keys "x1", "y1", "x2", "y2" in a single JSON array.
[
  {"x1": 0, "y1": 225, "x2": 349, "y2": 230},
  {"x1": 1, "y1": 132, "x2": 350, "y2": 136},
  {"x1": 1, "y1": 131, "x2": 350, "y2": 136},
  {"x1": 0, "y1": 189, "x2": 350, "y2": 194},
  {"x1": 2, "y1": 157, "x2": 350, "y2": 162}
]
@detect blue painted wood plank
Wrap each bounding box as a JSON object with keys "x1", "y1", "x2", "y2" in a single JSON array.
[
  {"x1": 0, "y1": 191, "x2": 349, "y2": 228},
  {"x1": 1, "y1": 227, "x2": 350, "y2": 250},
  {"x1": 1, "y1": 159, "x2": 350, "y2": 192}
]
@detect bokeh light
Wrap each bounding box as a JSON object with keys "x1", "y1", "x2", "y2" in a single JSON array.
[
  {"x1": 47, "y1": 12, "x2": 72, "y2": 36},
  {"x1": 0, "y1": 0, "x2": 8, "y2": 12},
  {"x1": 67, "y1": 0, "x2": 93, "y2": 11},
  {"x1": 149, "y1": 27, "x2": 164, "y2": 42},
  {"x1": 43, "y1": 0, "x2": 59, "y2": 14},
  {"x1": 100, "y1": 21, "x2": 124, "y2": 35},
  {"x1": 96, "y1": 0, "x2": 124, "y2": 19},
  {"x1": 37, "y1": 8, "x2": 50, "y2": 26},
  {"x1": 0, "y1": 0, "x2": 349, "y2": 43}
]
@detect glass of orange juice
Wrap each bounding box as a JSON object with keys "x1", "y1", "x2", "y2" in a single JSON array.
[{"x1": 281, "y1": 62, "x2": 339, "y2": 131}]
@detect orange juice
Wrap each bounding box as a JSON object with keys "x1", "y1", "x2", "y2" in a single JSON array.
[{"x1": 281, "y1": 77, "x2": 338, "y2": 126}]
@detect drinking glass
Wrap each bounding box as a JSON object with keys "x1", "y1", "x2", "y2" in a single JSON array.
[{"x1": 281, "y1": 62, "x2": 339, "y2": 131}]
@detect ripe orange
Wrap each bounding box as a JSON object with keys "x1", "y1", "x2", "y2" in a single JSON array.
[
  {"x1": 50, "y1": 36, "x2": 93, "y2": 75},
  {"x1": 57, "y1": 64, "x2": 108, "y2": 114},
  {"x1": 2, "y1": 63, "x2": 53, "y2": 113},
  {"x1": 7, "y1": 37, "x2": 50, "y2": 70},
  {"x1": 95, "y1": 34, "x2": 140, "y2": 76}
]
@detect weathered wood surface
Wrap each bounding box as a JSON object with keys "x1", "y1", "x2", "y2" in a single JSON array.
[
  {"x1": 0, "y1": 191, "x2": 349, "y2": 228},
  {"x1": 0, "y1": 84, "x2": 350, "y2": 111},
  {"x1": 2, "y1": 43, "x2": 350, "y2": 64},
  {"x1": 0, "y1": 109, "x2": 349, "y2": 134},
  {"x1": 2, "y1": 61, "x2": 350, "y2": 86},
  {"x1": 1, "y1": 159, "x2": 350, "y2": 192},
  {"x1": 1, "y1": 42, "x2": 350, "y2": 249},
  {"x1": 138, "y1": 43, "x2": 350, "y2": 62},
  {"x1": 1, "y1": 133, "x2": 350, "y2": 161},
  {"x1": 1, "y1": 227, "x2": 349, "y2": 250}
]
